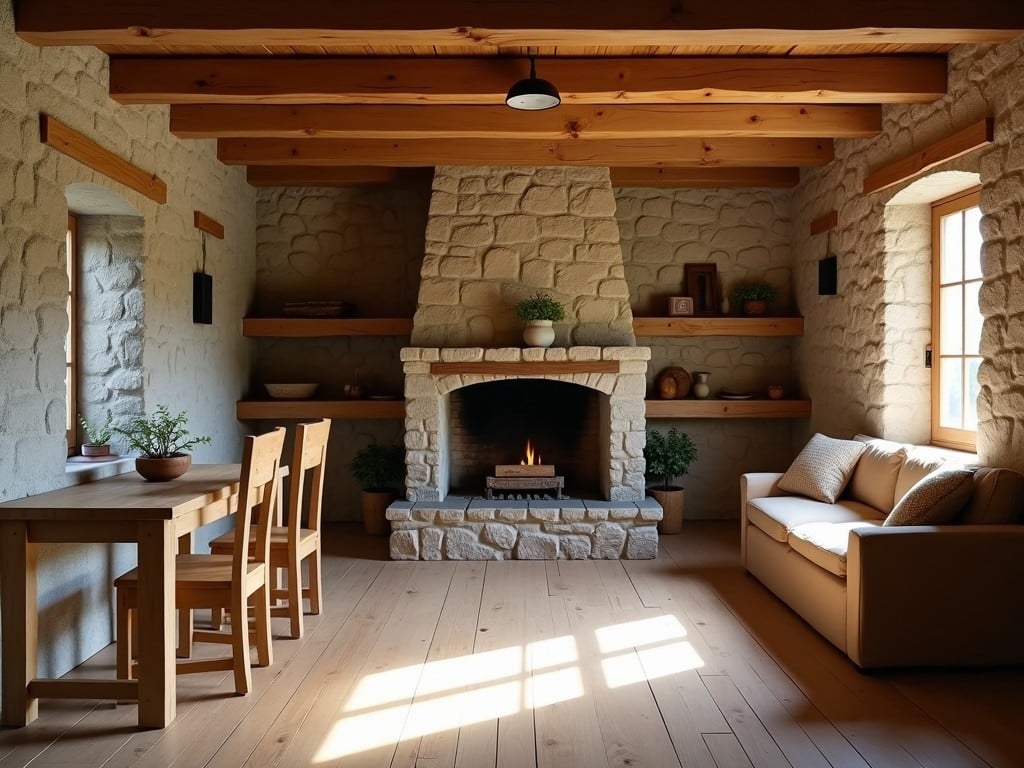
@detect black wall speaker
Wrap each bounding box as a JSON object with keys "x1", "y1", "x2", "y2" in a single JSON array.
[
  {"x1": 193, "y1": 272, "x2": 213, "y2": 324},
  {"x1": 818, "y1": 255, "x2": 837, "y2": 296}
]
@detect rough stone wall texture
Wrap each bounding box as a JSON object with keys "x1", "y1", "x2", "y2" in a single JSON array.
[
  {"x1": 0, "y1": 1, "x2": 256, "y2": 682},
  {"x1": 615, "y1": 186, "x2": 799, "y2": 518},
  {"x1": 252, "y1": 185, "x2": 431, "y2": 519},
  {"x1": 413, "y1": 165, "x2": 635, "y2": 348},
  {"x1": 791, "y1": 37, "x2": 1024, "y2": 472}
]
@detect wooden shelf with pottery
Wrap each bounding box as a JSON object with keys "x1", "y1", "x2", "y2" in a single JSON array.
[
  {"x1": 236, "y1": 399, "x2": 405, "y2": 420},
  {"x1": 241, "y1": 317, "x2": 413, "y2": 337},
  {"x1": 645, "y1": 398, "x2": 811, "y2": 419},
  {"x1": 632, "y1": 316, "x2": 804, "y2": 337}
]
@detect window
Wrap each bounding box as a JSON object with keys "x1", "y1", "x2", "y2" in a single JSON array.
[
  {"x1": 66, "y1": 213, "x2": 78, "y2": 453},
  {"x1": 931, "y1": 189, "x2": 982, "y2": 451}
]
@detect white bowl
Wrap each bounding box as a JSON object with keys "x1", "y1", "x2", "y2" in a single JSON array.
[{"x1": 265, "y1": 382, "x2": 318, "y2": 400}]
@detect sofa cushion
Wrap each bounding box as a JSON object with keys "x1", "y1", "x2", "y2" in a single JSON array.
[
  {"x1": 846, "y1": 439, "x2": 906, "y2": 513},
  {"x1": 894, "y1": 449, "x2": 953, "y2": 502},
  {"x1": 747, "y1": 495, "x2": 884, "y2": 544},
  {"x1": 958, "y1": 467, "x2": 1024, "y2": 524},
  {"x1": 883, "y1": 467, "x2": 974, "y2": 526},
  {"x1": 778, "y1": 433, "x2": 867, "y2": 503},
  {"x1": 788, "y1": 521, "x2": 881, "y2": 577}
]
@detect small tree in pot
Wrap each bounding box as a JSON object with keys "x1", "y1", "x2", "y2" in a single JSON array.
[
  {"x1": 79, "y1": 412, "x2": 115, "y2": 457},
  {"x1": 116, "y1": 405, "x2": 212, "y2": 481},
  {"x1": 350, "y1": 443, "x2": 406, "y2": 535},
  {"x1": 514, "y1": 293, "x2": 565, "y2": 348},
  {"x1": 644, "y1": 428, "x2": 698, "y2": 534}
]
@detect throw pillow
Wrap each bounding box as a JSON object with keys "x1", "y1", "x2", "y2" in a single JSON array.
[
  {"x1": 778, "y1": 433, "x2": 867, "y2": 503},
  {"x1": 883, "y1": 467, "x2": 974, "y2": 526}
]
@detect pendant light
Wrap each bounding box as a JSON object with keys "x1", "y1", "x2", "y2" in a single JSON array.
[{"x1": 505, "y1": 56, "x2": 561, "y2": 111}]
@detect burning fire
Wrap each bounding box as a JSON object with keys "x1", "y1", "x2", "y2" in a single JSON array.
[{"x1": 521, "y1": 439, "x2": 542, "y2": 466}]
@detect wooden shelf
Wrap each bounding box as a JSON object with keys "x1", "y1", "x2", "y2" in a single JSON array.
[
  {"x1": 645, "y1": 398, "x2": 811, "y2": 419},
  {"x1": 632, "y1": 316, "x2": 803, "y2": 337},
  {"x1": 242, "y1": 317, "x2": 413, "y2": 337},
  {"x1": 236, "y1": 400, "x2": 405, "y2": 420}
]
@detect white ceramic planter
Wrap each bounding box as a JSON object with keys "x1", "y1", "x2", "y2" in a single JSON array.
[{"x1": 522, "y1": 320, "x2": 555, "y2": 348}]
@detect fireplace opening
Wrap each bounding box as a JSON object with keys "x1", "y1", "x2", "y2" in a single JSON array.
[{"x1": 447, "y1": 380, "x2": 604, "y2": 499}]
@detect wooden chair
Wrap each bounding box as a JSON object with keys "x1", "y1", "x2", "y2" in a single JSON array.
[
  {"x1": 115, "y1": 426, "x2": 286, "y2": 695},
  {"x1": 209, "y1": 418, "x2": 330, "y2": 639}
]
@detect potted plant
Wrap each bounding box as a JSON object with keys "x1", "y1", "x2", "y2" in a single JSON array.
[
  {"x1": 514, "y1": 293, "x2": 565, "y2": 348},
  {"x1": 79, "y1": 412, "x2": 115, "y2": 457},
  {"x1": 733, "y1": 282, "x2": 779, "y2": 316},
  {"x1": 350, "y1": 442, "x2": 405, "y2": 535},
  {"x1": 116, "y1": 405, "x2": 212, "y2": 481},
  {"x1": 644, "y1": 427, "x2": 698, "y2": 534}
]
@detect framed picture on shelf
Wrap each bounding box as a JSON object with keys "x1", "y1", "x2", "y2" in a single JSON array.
[
  {"x1": 683, "y1": 263, "x2": 721, "y2": 317},
  {"x1": 667, "y1": 296, "x2": 694, "y2": 316}
]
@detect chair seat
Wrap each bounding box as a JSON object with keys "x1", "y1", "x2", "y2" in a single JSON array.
[{"x1": 115, "y1": 554, "x2": 265, "y2": 592}]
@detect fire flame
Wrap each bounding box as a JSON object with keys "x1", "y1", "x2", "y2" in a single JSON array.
[{"x1": 521, "y1": 439, "x2": 542, "y2": 466}]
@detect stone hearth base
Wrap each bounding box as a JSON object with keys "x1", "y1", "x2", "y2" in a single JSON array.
[{"x1": 387, "y1": 496, "x2": 663, "y2": 560}]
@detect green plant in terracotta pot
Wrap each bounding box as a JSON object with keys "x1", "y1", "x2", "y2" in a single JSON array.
[
  {"x1": 733, "y1": 282, "x2": 779, "y2": 316},
  {"x1": 350, "y1": 442, "x2": 406, "y2": 535},
  {"x1": 644, "y1": 428, "x2": 698, "y2": 534},
  {"x1": 514, "y1": 293, "x2": 565, "y2": 348},
  {"x1": 79, "y1": 412, "x2": 115, "y2": 457},
  {"x1": 116, "y1": 405, "x2": 212, "y2": 481}
]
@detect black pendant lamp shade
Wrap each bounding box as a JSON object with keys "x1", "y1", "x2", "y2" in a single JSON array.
[{"x1": 505, "y1": 56, "x2": 561, "y2": 111}]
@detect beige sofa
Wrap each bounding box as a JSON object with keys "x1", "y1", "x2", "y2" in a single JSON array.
[{"x1": 741, "y1": 435, "x2": 1024, "y2": 668}]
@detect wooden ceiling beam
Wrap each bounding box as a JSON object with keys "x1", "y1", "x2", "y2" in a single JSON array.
[
  {"x1": 218, "y1": 136, "x2": 834, "y2": 168},
  {"x1": 111, "y1": 56, "x2": 947, "y2": 106},
  {"x1": 16, "y1": 1, "x2": 1024, "y2": 48},
  {"x1": 609, "y1": 167, "x2": 799, "y2": 188},
  {"x1": 246, "y1": 166, "x2": 434, "y2": 187},
  {"x1": 171, "y1": 104, "x2": 882, "y2": 140}
]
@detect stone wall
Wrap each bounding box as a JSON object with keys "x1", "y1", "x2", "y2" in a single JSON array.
[
  {"x1": 413, "y1": 166, "x2": 635, "y2": 348},
  {"x1": 615, "y1": 186, "x2": 800, "y2": 518},
  {"x1": 0, "y1": 0, "x2": 257, "y2": 681},
  {"x1": 251, "y1": 184, "x2": 431, "y2": 519},
  {"x1": 791, "y1": 37, "x2": 1024, "y2": 471}
]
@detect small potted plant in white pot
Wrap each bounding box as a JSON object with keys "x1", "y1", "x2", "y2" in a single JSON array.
[
  {"x1": 644, "y1": 427, "x2": 698, "y2": 535},
  {"x1": 79, "y1": 412, "x2": 115, "y2": 457},
  {"x1": 116, "y1": 405, "x2": 212, "y2": 481},
  {"x1": 514, "y1": 293, "x2": 565, "y2": 348},
  {"x1": 350, "y1": 442, "x2": 406, "y2": 535},
  {"x1": 733, "y1": 282, "x2": 778, "y2": 316}
]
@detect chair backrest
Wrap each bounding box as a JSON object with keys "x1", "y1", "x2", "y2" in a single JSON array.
[
  {"x1": 287, "y1": 418, "x2": 331, "y2": 539},
  {"x1": 234, "y1": 427, "x2": 287, "y2": 578}
]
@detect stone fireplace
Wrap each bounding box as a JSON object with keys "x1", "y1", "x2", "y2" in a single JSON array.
[{"x1": 388, "y1": 165, "x2": 659, "y2": 560}]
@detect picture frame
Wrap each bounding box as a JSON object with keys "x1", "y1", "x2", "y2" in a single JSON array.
[
  {"x1": 667, "y1": 296, "x2": 694, "y2": 316},
  {"x1": 683, "y1": 263, "x2": 721, "y2": 317}
]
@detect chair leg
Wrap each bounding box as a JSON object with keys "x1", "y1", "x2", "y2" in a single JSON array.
[
  {"x1": 231, "y1": 592, "x2": 252, "y2": 695},
  {"x1": 308, "y1": 548, "x2": 322, "y2": 616},
  {"x1": 287, "y1": 551, "x2": 303, "y2": 639},
  {"x1": 253, "y1": 584, "x2": 273, "y2": 668},
  {"x1": 116, "y1": 590, "x2": 132, "y2": 680},
  {"x1": 210, "y1": 607, "x2": 224, "y2": 630},
  {"x1": 177, "y1": 608, "x2": 193, "y2": 658}
]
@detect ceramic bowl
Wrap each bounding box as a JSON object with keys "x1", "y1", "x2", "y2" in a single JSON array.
[{"x1": 265, "y1": 382, "x2": 318, "y2": 399}]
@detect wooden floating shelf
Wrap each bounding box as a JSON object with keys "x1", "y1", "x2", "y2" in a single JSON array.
[
  {"x1": 236, "y1": 400, "x2": 404, "y2": 420},
  {"x1": 632, "y1": 316, "x2": 804, "y2": 337},
  {"x1": 645, "y1": 398, "x2": 811, "y2": 419},
  {"x1": 242, "y1": 317, "x2": 413, "y2": 337}
]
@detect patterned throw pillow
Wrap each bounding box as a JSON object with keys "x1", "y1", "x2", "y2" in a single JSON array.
[
  {"x1": 778, "y1": 433, "x2": 867, "y2": 503},
  {"x1": 883, "y1": 467, "x2": 974, "y2": 526}
]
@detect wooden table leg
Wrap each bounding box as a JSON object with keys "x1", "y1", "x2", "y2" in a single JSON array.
[
  {"x1": 176, "y1": 531, "x2": 193, "y2": 658},
  {"x1": 136, "y1": 520, "x2": 175, "y2": 728},
  {"x1": 0, "y1": 522, "x2": 38, "y2": 726}
]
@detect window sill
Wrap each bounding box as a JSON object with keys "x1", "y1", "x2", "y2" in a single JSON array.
[{"x1": 65, "y1": 455, "x2": 135, "y2": 482}]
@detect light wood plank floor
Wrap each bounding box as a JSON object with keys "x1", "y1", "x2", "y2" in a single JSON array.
[{"x1": 1, "y1": 522, "x2": 1021, "y2": 768}]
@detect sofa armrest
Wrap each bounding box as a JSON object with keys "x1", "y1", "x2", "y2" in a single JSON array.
[
  {"x1": 739, "y1": 473, "x2": 784, "y2": 563},
  {"x1": 846, "y1": 525, "x2": 1024, "y2": 668}
]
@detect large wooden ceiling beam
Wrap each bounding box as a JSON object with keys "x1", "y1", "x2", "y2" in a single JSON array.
[
  {"x1": 17, "y1": 1, "x2": 1024, "y2": 47},
  {"x1": 111, "y1": 56, "x2": 947, "y2": 106},
  {"x1": 218, "y1": 137, "x2": 834, "y2": 168},
  {"x1": 246, "y1": 166, "x2": 434, "y2": 187},
  {"x1": 171, "y1": 104, "x2": 882, "y2": 140},
  {"x1": 609, "y1": 167, "x2": 799, "y2": 188}
]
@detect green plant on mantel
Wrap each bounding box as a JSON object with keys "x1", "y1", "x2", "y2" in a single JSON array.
[
  {"x1": 79, "y1": 413, "x2": 114, "y2": 445},
  {"x1": 115, "y1": 405, "x2": 212, "y2": 458},
  {"x1": 514, "y1": 293, "x2": 566, "y2": 322},
  {"x1": 644, "y1": 428, "x2": 698, "y2": 491},
  {"x1": 733, "y1": 281, "x2": 779, "y2": 304},
  {"x1": 350, "y1": 443, "x2": 405, "y2": 492}
]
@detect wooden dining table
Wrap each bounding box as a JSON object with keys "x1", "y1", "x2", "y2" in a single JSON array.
[{"x1": 0, "y1": 464, "x2": 244, "y2": 729}]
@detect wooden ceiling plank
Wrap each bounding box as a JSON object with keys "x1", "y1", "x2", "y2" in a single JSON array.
[
  {"x1": 16, "y1": 0, "x2": 1024, "y2": 47},
  {"x1": 193, "y1": 210, "x2": 224, "y2": 238},
  {"x1": 246, "y1": 166, "x2": 434, "y2": 187},
  {"x1": 171, "y1": 104, "x2": 882, "y2": 140},
  {"x1": 809, "y1": 210, "x2": 838, "y2": 235},
  {"x1": 609, "y1": 167, "x2": 800, "y2": 188},
  {"x1": 218, "y1": 136, "x2": 834, "y2": 167},
  {"x1": 110, "y1": 56, "x2": 947, "y2": 105}
]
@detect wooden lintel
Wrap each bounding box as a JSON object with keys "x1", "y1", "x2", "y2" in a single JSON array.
[
  {"x1": 110, "y1": 56, "x2": 947, "y2": 106},
  {"x1": 38, "y1": 114, "x2": 166, "y2": 204},
  {"x1": 863, "y1": 118, "x2": 994, "y2": 194},
  {"x1": 610, "y1": 167, "x2": 799, "y2": 189},
  {"x1": 171, "y1": 104, "x2": 882, "y2": 140},
  {"x1": 809, "y1": 210, "x2": 838, "y2": 235},
  {"x1": 220, "y1": 137, "x2": 834, "y2": 168},
  {"x1": 193, "y1": 210, "x2": 224, "y2": 239},
  {"x1": 430, "y1": 361, "x2": 620, "y2": 376},
  {"x1": 246, "y1": 166, "x2": 434, "y2": 187}
]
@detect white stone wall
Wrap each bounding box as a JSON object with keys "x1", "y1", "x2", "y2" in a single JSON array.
[
  {"x1": 0, "y1": 1, "x2": 256, "y2": 682},
  {"x1": 791, "y1": 37, "x2": 1024, "y2": 471},
  {"x1": 252, "y1": 185, "x2": 431, "y2": 519},
  {"x1": 413, "y1": 166, "x2": 635, "y2": 348}
]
